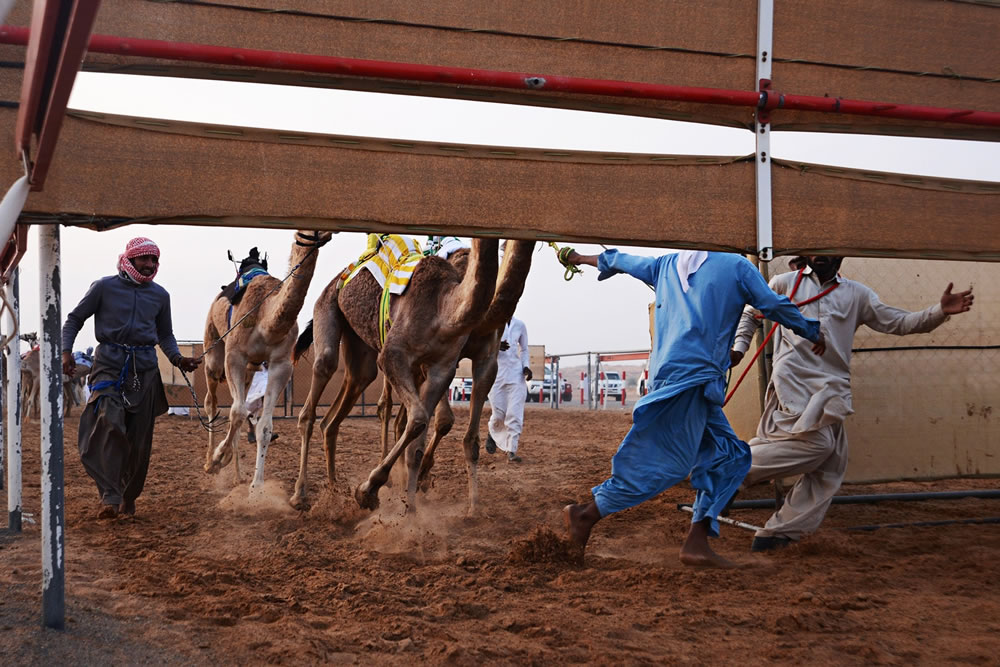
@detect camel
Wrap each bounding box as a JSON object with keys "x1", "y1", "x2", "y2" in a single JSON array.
[
  {"x1": 413, "y1": 240, "x2": 536, "y2": 506},
  {"x1": 202, "y1": 230, "x2": 333, "y2": 489},
  {"x1": 378, "y1": 240, "x2": 536, "y2": 512},
  {"x1": 291, "y1": 235, "x2": 499, "y2": 512},
  {"x1": 19, "y1": 332, "x2": 89, "y2": 421}
]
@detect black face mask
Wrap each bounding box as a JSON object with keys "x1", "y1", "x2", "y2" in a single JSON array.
[{"x1": 807, "y1": 256, "x2": 843, "y2": 277}]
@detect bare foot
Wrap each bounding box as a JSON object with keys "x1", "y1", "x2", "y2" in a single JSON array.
[
  {"x1": 679, "y1": 517, "x2": 742, "y2": 568},
  {"x1": 118, "y1": 499, "x2": 136, "y2": 517},
  {"x1": 97, "y1": 503, "x2": 118, "y2": 520},
  {"x1": 563, "y1": 503, "x2": 598, "y2": 552}
]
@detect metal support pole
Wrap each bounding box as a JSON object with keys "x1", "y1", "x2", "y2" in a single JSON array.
[
  {"x1": 755, "y1": 0, "x2": 774, "y2": 262},
  {"x1": 6, "y1": 270, "x2": 21, "y2": 531},
  {"x1": 586, "y1": 353, "x2": 592, "y2": 410},
  {"x1": 38, "y1": 225, "x2": 64, "y2": 630},
  {"x1": 555, "y1": 358, "x2": 560, "y2": 410}
]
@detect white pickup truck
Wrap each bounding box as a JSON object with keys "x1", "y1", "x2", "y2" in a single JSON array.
[
  {"x1": 527, "y1": 373, "x2": 572, "y2": 402},
  {"x1": 449, "y1": 377, "x2": 474, "y2": 401},
  {"x1": 599, "y1": 371, "x2": 624, "y2": 401}
]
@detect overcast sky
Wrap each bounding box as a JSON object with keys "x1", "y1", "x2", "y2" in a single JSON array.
[{"x1": 9, "y1": 73, "x2": 1000, "y2": 363}]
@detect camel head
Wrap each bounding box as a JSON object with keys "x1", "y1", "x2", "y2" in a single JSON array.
[
  {"x1": 293, "y1": 230, "x2": 335, "y2": 249},
  {"x1": 19, "y1": 331, "x2": 38, "y2": 347}
]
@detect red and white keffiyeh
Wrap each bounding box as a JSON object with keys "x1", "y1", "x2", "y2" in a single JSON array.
[{"x1": 117, "y1": 237, "x2": 160, "y2": 284}]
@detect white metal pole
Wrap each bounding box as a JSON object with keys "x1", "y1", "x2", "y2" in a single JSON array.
[
  {"x1": 38, "y1": 224, "x2": 64, "y2": 630},
  {"x1": 6, "y1": 269, "x2": 21, "y2": 532},
  {"x1": 755, "y1": 0, "x2": 775, "y2": 262}
]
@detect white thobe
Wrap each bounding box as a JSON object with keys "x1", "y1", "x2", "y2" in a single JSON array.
[
  {"x1": 733, "y1": 268, "x2": 948, "y2": 539},
  {"x1": 488, "y1": 318, "x2": 530, "y2": 455}
]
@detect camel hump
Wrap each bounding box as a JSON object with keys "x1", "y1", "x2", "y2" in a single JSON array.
[{"x1": 294, "y1": 320, "x2": 314, "y2": 361}]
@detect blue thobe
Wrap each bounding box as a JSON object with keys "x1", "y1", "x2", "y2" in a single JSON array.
[{"x1": 590, "y1": 251, "x2": 821, "y2": 537}]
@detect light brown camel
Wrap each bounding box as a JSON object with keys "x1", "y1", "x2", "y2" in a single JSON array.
[
  {"x1": 202, "y1": 230, "x2": 332, "y2": 489},
  {"x1": 291, "y1": 236, "x2": 499, "y2": 511},
  {"x1": 19, "y1": 333, "x2": 89, "y2": 421}
]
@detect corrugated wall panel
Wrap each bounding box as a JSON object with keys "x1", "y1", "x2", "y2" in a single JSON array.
[{"x1": 771, "y1": 162, "x2": 1000, "y2": 260}]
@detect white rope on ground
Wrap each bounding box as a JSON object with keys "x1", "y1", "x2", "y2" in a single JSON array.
[{"x1": 677, "y1": 504, "x2": 763, "y2": 532}]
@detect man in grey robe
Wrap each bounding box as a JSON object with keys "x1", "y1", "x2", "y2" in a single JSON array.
[
  {"x1": 731, "y1": 255, "x2": 974, "y2": 550},
  {"x1": 63, "y1": 237, "x2": 201, "y2": 519}
]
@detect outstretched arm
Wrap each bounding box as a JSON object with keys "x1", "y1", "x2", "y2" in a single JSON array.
[
  {"x1": 861, "y1": 283, "x2": 972, "y2": 335},
  {"x1": 563, "y1": 250, "x2": 600, "y2": 268},
  {"x1": 564, "y1": 248, "x2": 659, "y2": 286}
]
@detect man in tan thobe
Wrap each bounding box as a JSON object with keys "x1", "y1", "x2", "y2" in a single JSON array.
[{"x1": 730, "y1": 255, "x2": 974, "y2": 551}]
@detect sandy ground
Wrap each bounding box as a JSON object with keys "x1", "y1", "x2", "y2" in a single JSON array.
[{"x1": 2, "y1": 404, "x2": 1000, "y2": 665}]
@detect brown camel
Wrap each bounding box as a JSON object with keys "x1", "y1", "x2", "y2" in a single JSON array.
[
  {"x1": 291, "y1": 236, "x2": 499, "y2": 511},
  {"x1": 386, "y1": 240, "x2": 536, "y2": 513},
  {"x1": 202, "y1": 230, "x2": 332, "y2": 489}
]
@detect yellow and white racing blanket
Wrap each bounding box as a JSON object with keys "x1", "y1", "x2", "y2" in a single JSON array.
[
  {"x1": 343, "y1": 234, "x2": 423, "y2": 295},
  {"x1": 341, "y1": 234, "x2": 423, "y2": 346}
]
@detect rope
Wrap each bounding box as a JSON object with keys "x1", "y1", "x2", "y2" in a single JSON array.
[
  {"x1": 178, "y1": 367, "x2": 229, "y2": 433},
  {"x1": 724, "y1": 269, "x2": 842, "y2": 407}
]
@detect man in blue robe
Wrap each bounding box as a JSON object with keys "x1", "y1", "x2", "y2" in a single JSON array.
[{"x1": 562, "y1": 249, "x2": 825, "y2": 567}]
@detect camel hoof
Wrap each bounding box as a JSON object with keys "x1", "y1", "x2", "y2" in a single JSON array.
[
  {"x1": 417, "y1": 474, "x2": 433, "y2": 494},
  {"x1": 289, "y1": 493, "x2": 310, "y2": 511},
  {"x1": 204, "y1": 460, "x2": 220, "y2": 475},
  {"x1": 355, "y1": 482, "x2": 380, "y2": 510}
]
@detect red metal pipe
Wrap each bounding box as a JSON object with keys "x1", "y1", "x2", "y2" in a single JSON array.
[
  {"x1": 1, "y1": 24, "x2": 998, "y2": 128},
  {"x1": 30, "y1": 3, "x2": 103, "y2": 191}
]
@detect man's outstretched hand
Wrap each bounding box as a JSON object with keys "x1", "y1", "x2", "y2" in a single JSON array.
[{"x1": 941, "y1": 283, "x2": 974, "y2": 315}]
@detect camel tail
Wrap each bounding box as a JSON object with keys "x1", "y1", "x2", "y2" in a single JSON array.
[{"x1": 294, "y1": 320, "x2": 314, "y2": 362}]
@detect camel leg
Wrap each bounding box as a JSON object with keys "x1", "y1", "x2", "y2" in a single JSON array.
[
  {"x1": 376, "y1": 377, "x2": 393, "y2": 460},
  {"x1": 460, "y1": 350, "x2": 500, "y2": 514},
  {"x1": 249, "y1": 359, "x2": 291, "y2": 489},
  {"x1": 208, "y1": 358, "x2": 249, "y2": 484},
  {"x1": 355, "y1": 348, "x2": 453, "y2": 512},
  {"x1": 317, "y1": 332, "x2": 379, "y2": 488},
  {"x1": 202, "y1": 325, "x2": 226, "y2": 473},
  {"x1": 292, "y1": 336, "x2": 342, "y2": 508},
  {"x1": 416, "y1": 396, "x2": 454, "y2": 493}
]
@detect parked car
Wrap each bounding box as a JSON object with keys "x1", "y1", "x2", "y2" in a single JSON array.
[
  {"x1": 599, "y1": 371, "x2": 624, "y2": 401},
  {"x1": 526, "y1": 373, "x2": 572, "y2": 402},
  {"x1": 449, "y1": 377, "x2": 474, "y2": 401}
]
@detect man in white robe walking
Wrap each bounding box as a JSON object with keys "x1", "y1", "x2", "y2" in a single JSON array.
[{"x1": 485, "y1": 317, "x2": 532, "y2": 463}]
